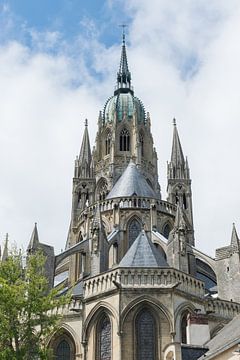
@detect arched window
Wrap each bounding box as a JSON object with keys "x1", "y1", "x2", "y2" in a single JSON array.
[
  {"x1": 56, "y1": 340, "x2": 71, "y2": 360},
  {"x1": 139, "y1": 133, "x2": 144, "y2": 156},
  {"x1": 136, "y1": 309, "x2": 156, "y2": 360},
  {"x1": 183, "y1": 193, "x2": 187, "y2": 209},
  {"x1": 97, "y1": 178, "x2": 108, "y2": 201},
  {"x1": 128, "y1": 218, "x2": 141, "y2": 247},
  {"x1": 181, "y1": 312, "x2": 189, "y2": 344},
  {"x1": 163, "y1": 224, "x2": 171, "y2": 239},
  {"x1": 120, "y1": 128, "x2": 130, "y2": 151},
  {"x1": 97, "y1": 314, "x2": 112, "y2": 360},
  {"x1": 105, "y1": 132, "x2": 111, "y2": 155}
]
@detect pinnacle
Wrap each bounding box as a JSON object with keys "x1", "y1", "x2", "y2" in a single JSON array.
[{"x1": 27, "y1": 223, "x2": 39, "y2": 252}]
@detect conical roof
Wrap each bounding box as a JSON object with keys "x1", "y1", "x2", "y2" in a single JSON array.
[
  {"x1": 106, "y1": 162, "x2": 156, "y2": 199},
  {"x1": 119, "y1": 230, "x2": 169, "y2": 267}
]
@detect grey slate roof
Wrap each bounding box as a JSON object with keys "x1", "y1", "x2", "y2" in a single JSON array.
[
  {"x1": 106, "y1": 162, "x2": 156, "y2": 200},
  {"x1": 199, "y1": 313, "x2": 240, "y2": 359},
  {"x1": 119, "y1": 230, "x2": 169, "y2": 267},
  {"x1": 72, "y1": 281, "x2": 84, "y2": 296},
  {"x1": 181, "y1": 345, "x2": 208, "y2": 360}
]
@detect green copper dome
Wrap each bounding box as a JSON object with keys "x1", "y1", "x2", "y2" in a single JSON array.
[{"x1": 103, "y1": 92, "x2": 145, "y2": 123}]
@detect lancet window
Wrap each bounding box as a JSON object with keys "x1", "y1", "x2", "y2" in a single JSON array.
[
  {"x1": 105, "y1": 131, "x2": 111, "y2": 155},
  {"x1": 136, "y1": 309, "x2": 156, "y2": 360},
  {"x1": 128, "y1": 218, "x2": 141, "y2": 246},
  {"x1": 139, "y1": 133, "x2": 144, "y2": 156},
  {"x1": 97, "y1": 314, "x2": 112, "y2": 360},
  {"x1": 56, "y1": 340, "x2": 71, "y2": 360},
  {"x1": 120, "y1": 128, "x2": 130, "y2": 151}
]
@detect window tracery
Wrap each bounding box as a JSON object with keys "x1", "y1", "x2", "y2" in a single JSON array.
[
  {"x1": 120, "y1": 128, "x2": 130, "y2": 151},
  {"x1": 56, "y1": 340, "x2": 71, "y2": 360},
  {"x1": 128, "y1": 218, "x2": 141, "y2": 246},
  {"x1": 97, "y1": 314, "x2": 112, "y2": 360}
]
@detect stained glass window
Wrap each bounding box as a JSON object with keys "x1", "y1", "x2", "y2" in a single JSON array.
[
  {"x1": 128, "y1": 219, "x2": 141, "y2": 246},
  {"x1": 98, "y1": 315, "x2": 111, "y2": 360},
  {"x1": 136, "y1": 309, "x2": 156, "y2": 360},
  {"x1": 56, "y1": 339, "x2": 71, "y2": 360}
]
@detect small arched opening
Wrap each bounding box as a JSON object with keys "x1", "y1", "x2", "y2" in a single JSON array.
[{"x1": 120, "y1": 128, "x2": 130, "y2": 151}]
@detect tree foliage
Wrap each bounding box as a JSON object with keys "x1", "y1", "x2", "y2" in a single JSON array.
[{"x1": 0, "y1": 251, "x2": 69, "y2": 360}]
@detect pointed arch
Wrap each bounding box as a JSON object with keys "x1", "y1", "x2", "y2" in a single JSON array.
[
  {"x1": 96, "y1": 177, "x2": 108, "y2": 201},
  {"x1": 120, "y1": 128, "x2": 130, "y2": 151},
  {"x1": 48, "y1": 326, "x2": 76, "y2": 360},
  {"x1": 121, "y1": 295, "x2": 173, "y2": 333},
  {"x1": 162, "y1": 223, "x2": 172, "y2": 239},
  {"x1": 105, "y1": 130, "x2": 111, "y2": 155},
  {"x1": 127, "y1": 217, "x2": 142, "y2": 247},
  {"x1": 174, "y1": 302, "x2": 195, "y2": 344},
  {"x1": 121, "y1": 296, "x2": 172, "y2": 360},
  {"x1": 82, "y1": 302, "x2": 118, "y2": 343}
]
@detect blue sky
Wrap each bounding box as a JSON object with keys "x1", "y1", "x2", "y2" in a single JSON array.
[
  {"x1": 1, "y1": 1, "x2": 130, "y2": 47},
  {"x1": 1, "y1": 0, "x2": 240, "y2": 256}
]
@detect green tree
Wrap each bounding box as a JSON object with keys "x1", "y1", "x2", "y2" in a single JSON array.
[{"x1": 0, "y1": 250, "x2": 69, "y2": 360}]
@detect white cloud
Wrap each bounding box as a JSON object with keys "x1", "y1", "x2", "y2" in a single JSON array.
[{"x1": 1, "y1": 1, "x2": 240, "y2": 257}]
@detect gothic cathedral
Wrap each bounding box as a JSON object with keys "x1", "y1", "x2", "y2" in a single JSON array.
[{"x1": 26, "y1": 35, "x2": 240, "y2": 360}]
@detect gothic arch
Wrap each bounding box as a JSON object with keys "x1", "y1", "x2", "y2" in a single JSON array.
[
  {"x1": 121, "y1": 295, "x2": 173, "y2": 333},
  {"x1": 121, "y1": 296, "x2": 172, "y2": 360},
  {"x1": 117, "y1": 125, "x2": 131, "y2": 152},
  {"x1": 48, "y1": 325, "x2": 77, "y2": 360},
  {"x1": 96, "y1": 178, "x2": 108, "y2": 201},
  {"x1": 162, "y1": 222, "x2": 172, "y2": 239},
  {"x1": 104, "y1": 129, "x2": 112, "y2": 156},
  {"x1": 127, "y1": 216, "x2": 142, "y2": 247},
  {"x1": 174, "y1": 302, "x2": 195, "y2": 343},
  {"x1": 82, "y1": 302, "x2": 118, "y2": 343}
]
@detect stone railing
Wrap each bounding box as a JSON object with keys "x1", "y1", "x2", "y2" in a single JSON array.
[
  {"x1": 83, "y1": 267, "x2": 205, "y2": 299},
  {"x1": 78, "y1": 197, "x2": 176, "y2": 222},
  {"x1": 206, "y1": 298, "x2": 240, "y2": 319},
  {"x1": 49, "y1": 298, "x2": 82, "y2": 316}
]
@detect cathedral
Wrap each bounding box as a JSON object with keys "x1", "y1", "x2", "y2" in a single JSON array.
[{"x1": 15, "y1": 34, "x2": 240, "y2": 359}]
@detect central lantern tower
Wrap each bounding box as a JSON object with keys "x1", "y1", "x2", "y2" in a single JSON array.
[{"x1": 63, "y1": 32, "x2": 196, "y2": 286}]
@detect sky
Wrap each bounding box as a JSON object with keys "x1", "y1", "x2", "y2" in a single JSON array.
[{"x1": 1, "y1": 0, "x2": 240, "y2": 257}]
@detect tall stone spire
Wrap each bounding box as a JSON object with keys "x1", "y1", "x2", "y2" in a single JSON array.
[
  {"x1": 167, "y1": 119, "x2": 194, "y2": 245},
  {"x1": 27, "y1": 223, "x2": 40, "y2": 253},
  {"x1": 169, "y1": 119, "x2": 188, "y2": 180},
  {"x1": 75, "y1": 119, "x2": 92, "y2": 179},
  {"x1": 115, "y1": 28, "x2": 132, "y2": 95},
  {"x1": 79, "y1": 119, "x2": 91, "y2": 167}
]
